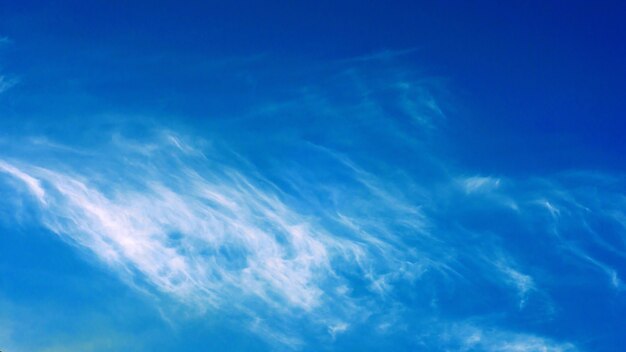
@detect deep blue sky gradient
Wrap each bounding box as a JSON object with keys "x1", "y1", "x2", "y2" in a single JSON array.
[{"x1": 0, "y1": 1, "x2": 625, "y2": 351}]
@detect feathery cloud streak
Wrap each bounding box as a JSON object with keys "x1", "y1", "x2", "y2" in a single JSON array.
[{"x1": 1, "y1": 61, "x2": 624, "y2": 350}]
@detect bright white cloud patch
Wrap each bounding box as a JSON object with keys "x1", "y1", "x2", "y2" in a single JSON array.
[
  {"x1": 0, "y1": 131, "x2": 439, "y2": 339},
  {"x1": 1, "y1": 152, "x2": 343, "y2": 312}
]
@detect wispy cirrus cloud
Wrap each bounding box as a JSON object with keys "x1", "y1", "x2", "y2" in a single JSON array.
[
  {"x1": 1, "y1": 58, "x2": 624, "y2": 350},
  {"x1": 1, "y1": 140, "x2": 348, "y2": 313},
  {"x1": 1, "y1": 128, "x2": 436, "y2": 344},
  {"x1": 4, "y1": 128, "x2": 619, "y2": 349},
  {"x1": 427, "y1": 321, "x2": 578, "y2": 352}
]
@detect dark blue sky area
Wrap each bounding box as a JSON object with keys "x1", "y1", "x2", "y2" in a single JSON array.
[{"x1": 1, "y1": 1, "x2": 624, "y2": 175}]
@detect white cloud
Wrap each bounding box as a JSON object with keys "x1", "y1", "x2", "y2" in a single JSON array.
[
  {"x1": 0, "y1": 56, "x2": 619, "y2": 350},
  {"x1": 0, "y1": 160, "x2": 46, "y2": 203},
  {"x1": 462, "y1": 176, "x2": 501, "y2": 194},
  {"x1": 497, "y1": 263, "x2": 536, "y2": 308},
  {"x1": 328, "y1": 322, "x2": 349, "y2": 339},
  {"x1": 2, "y1": 125, "x2": 618, "y2": 350},
  {"x1": 0, "y1": 133, "x2": 424, "y2": 326},
  {"x1": 435, "y1": 322, "x2": 578, "y2": 352}
]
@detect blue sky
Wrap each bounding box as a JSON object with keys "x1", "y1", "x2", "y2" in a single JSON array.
[{"x1": 0, "y1": 1, "x2": 625, "y2": 351}]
